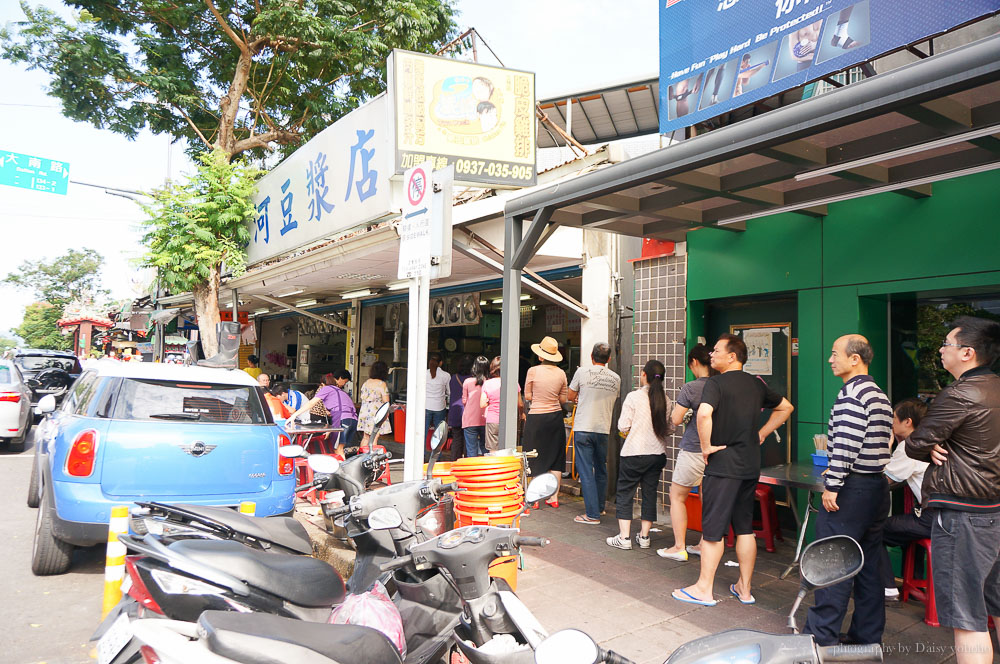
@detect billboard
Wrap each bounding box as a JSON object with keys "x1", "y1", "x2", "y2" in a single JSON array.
[
  {"x1": 248, "y1": 94, "x2": 395, "y2": 264},
  {"x1": 388, "y1": 50, "x2": 536, "y2": 188},
  {"x1": 658, "y1": 0, "x2": 997, "y2": 134}
]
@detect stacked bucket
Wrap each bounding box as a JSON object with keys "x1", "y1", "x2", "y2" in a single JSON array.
[{"x1": 450, "y1": 455, "x2": 524, "y2": 527}]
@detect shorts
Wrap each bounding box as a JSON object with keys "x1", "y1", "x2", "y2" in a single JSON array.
[
  {"x1": 930, "y1": 509, "x2": 1000, "y2": 632},
  {"x1": 701, "y1": 475, "x2": 757, "y2": 542},
  {"x1": 672, "y1": 450, "x2": 705, "y2": 488},
  {"x1": 485, "y1": 422, "x2": 500, "y2": 451}
]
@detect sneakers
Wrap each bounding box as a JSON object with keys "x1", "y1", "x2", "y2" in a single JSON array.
[
  {"x1": 686, "y1": 545, "x2": 702, "y2": 557},
  {"x1": 657, "y1": 547, "x2": 688, "y2": 561},
  {"x1": 635, "y1": 534, "x2": 651, "y2": 549},
  {"x1": 606, "y1": 534, "x2": 632, "y2": 550}
]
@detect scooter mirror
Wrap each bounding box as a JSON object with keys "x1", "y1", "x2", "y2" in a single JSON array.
[
  {"x1": 368, "y1": 507, "x2": 403, "y2": 530},
  {"x1": 534, "y1": 629, "x2": 600, "y2": 664},
  {"x1": 524, "y1": 474, "x2": 559, "y2": 505},
  {"x1": 430, "y1": 420, "x2": 448, "y2": 451},
  {"x1": 308, "y1": 455, "x2": 340, "y2": 475},
  {"x1": 799, "y1": 534, "x2": 863, "y2": 590},
  {"x1": 278, "y1": 444, "x2": 306, "y2": 458},
  {"x1": 374, "y1": 401, "x2": 391, "y2": 427}
]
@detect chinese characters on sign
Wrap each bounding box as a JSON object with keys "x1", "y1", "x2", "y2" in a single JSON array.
[
  {"x1": 247, "y1": 95, "x2": 393, "y2": 264},
  {"x1": 0, "y1": 150, "x2": 70, "y2": 195},
  {"x1": 397, "y1": 163, "x2": 432, "y2": 279},
  {"x1": 390, "y1": 50, "x2": 536, "y2": 188}
]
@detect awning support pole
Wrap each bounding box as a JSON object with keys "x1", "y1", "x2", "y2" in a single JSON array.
[
  {"x1": 254, "y1": 294, "x2": 350, "y2": 332},
  {"x1": 499, "y1": 213, "x2": 523, "y2": 450},
  {"x1": 511, "y1": 206, "x2": 554, "y2": 271}
]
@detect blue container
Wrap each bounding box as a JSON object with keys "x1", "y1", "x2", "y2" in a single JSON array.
[{"x1": 811, "y1": 452, "x2": 829, "y2": 467}]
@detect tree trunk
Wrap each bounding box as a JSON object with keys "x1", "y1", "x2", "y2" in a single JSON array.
[{"x1": 192, "y1": 265, "x2": 222, "y2": 358}]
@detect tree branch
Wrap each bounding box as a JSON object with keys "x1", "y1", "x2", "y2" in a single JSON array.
[
  {"x1": 204, "y1": 0, "x2": 248, "y2": 55},
  {"x1": 232, "y1": 129, "x2": 300, "y2": 155},
  {"x1": 168, "y1": 102, "x2": 212, "y2": 149}
]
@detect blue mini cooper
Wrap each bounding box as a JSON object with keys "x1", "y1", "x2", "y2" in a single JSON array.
[{"x1": 29, "y1": 361, "x2": 296, "y2": 575}]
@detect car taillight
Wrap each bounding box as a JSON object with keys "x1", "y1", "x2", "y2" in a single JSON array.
[
  {"x1": 139, "y1": 645, "x2": 162, "y2": 664},
  {"x1": 66, "y1": 429, "x2": 99, "y2": 477},
  {"x1": 278, "y1": 434, "x2": 294, "y2": 475},
  {"x1": 0, "y1": 392, "x2": 21, "y2": 403},
  {"x1": 124, "y1": 555, "x2": 164, "y2": 614}
]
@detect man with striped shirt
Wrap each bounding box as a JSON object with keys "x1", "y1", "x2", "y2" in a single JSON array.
[{"x1": 804, "y1": 334, "x2": 892, "y2": 646}]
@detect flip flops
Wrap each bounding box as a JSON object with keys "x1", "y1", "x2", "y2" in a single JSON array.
[
  {"x1": 671, "y1": 588, "x2": 717, "y2": 607},
  {"x1": 574, "y1": 515, "x2": 600, "y2": 525},
  {"x1": 730, "y1": 584, "x2": 756, "y2": 605}
]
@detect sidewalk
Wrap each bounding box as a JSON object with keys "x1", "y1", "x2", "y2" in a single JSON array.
[{"x1": 514, "y1": 492, "x2": 967, "y2": 664}]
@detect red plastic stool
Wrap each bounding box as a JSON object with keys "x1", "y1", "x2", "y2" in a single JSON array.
[
  {"x1": 726, "y1": 485, "x2": 784, "y2": 552},
  {"x1": 902, "y1": 538, "x2": 938, "y2": 627}
]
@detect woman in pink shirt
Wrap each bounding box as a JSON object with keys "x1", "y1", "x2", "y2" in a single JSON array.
[
  {"x1": 480, "y1": 356, "x2": 524, "y2": 451},
  {"x1": 522, "y1": 336, "x2": 569, "y2": 508},
  {"x1": 461, "y1": 356, "x2": 490, "y2": 457}
]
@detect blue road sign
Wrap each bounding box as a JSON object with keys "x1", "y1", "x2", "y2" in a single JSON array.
[{"x1": 0, "y1": 150, "x2": 70, "y2": 195}]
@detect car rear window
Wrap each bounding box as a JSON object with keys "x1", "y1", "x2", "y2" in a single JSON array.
[
  {"x1": 15, "y1": 356, "x2": 80, "y2": 372},
  {"x1": 113, "y1": 379, "x2": 270, "y2": 424},
  {"x1": 0, "y1": 366, "x2": 12, "y2": 384}
]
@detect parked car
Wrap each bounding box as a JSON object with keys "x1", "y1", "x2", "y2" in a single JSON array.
[
  {"x1": 8, "y1": 348, "x2": 82, "y2": 408},
  {"x1": 29, "y1": 361, "x2": 297, "y2": 575},
  {"x1": 0, "y1": 360, "x2": 33, "y2": 452}
]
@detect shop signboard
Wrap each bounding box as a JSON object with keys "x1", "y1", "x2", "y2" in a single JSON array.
[
  {"x1": 388, "y1": 49, "x2": 536, "y2": 188},
  {"x1": 248, "y1": 94, "x2": 395, "y2": 264},
  {"x1": 658, "y1": 0, "x2": 997, "y2": 135}
]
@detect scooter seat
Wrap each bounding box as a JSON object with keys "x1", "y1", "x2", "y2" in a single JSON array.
[
  {"x1": 168, "y1": 539, "x2": 345, "y2": 608},
  {"x1": 198, "y1": 610, "x2": 403, "y2": 664},
  {"x1": 169, "y1": 504, "x2": 314, "y2": 554}
]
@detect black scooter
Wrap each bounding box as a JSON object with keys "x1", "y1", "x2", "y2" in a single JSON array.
[{"x1": 532, "y1": 535, "x2": 883, "y2": 664}]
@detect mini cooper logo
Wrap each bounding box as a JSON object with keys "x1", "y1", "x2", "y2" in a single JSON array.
[{"x1": 179, "y1": 441, "x2": 217, "y2": 457}]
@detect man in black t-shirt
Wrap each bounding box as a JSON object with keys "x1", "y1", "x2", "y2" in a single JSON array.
[{"x1": 674, "y1": 333, "x2": 793, "y2": 607}]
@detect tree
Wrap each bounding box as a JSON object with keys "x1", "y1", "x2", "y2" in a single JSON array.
[
  {"x1": 142, "y1": 149, "x2": 260, "y2": 356},
  {"x1": 13, "y1": 303, "x2": 72, "y2": 351},
  {"x1": 3, "y1": 248, "x2": 107, "y2": 306},
  {"x1": 0, "y1": 335, "x2": 20, "y2": 355},
  {"x1": 1, "y1": 0, "x2": 457, "y2": 161}
]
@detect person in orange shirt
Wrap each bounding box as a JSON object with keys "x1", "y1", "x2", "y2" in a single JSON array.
[{"x1": 264, "y1": 383, "x2": 292, "y2": 420}]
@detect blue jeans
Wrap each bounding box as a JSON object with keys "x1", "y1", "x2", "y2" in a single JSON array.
[
  {"x1": 425, "y1": 409, "x2": 448, "y2": 435},
  {"x1": 464, "y1": 426, "x2": 487, "y2": 457},
  {"x1": 574, "y1": 432, "x2": 608, "y2": 519}
]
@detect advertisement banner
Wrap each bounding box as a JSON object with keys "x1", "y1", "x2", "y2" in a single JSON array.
[
  {"x1": 658, "y1": 0, "x2": 997, "y2": 134},
  {"x1": 248, "y1": 94, "x2": 395, "y2": 264},
  {"x1": 389, "y1": 50, "x2": 536, "y2": 188}
]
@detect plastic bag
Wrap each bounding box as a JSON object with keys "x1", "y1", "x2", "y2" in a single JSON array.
[{"x1": 328, "y1": 580, "x2": 406, "y2": 657}]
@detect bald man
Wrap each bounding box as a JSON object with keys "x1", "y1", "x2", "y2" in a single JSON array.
[{"x1": 804, "y1": 335, "x2": 893, "y2": 646}]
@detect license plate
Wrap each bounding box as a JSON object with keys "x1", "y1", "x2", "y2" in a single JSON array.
[{"x1": 97, "y1": 612, "x2": 132, "y2": 664}]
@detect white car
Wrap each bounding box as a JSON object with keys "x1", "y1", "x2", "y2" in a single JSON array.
[{"x1": 0, "y1": 360, "x2": 33, "y2": 452}]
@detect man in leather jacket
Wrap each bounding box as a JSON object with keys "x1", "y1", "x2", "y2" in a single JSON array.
[{"x1": 907, "y1": 316, "x2": 1000, "y2": 664}]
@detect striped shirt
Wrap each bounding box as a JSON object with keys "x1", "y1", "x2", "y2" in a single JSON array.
[{"x1": 825, "y1": 375, "x2": 892, "y2": 492}]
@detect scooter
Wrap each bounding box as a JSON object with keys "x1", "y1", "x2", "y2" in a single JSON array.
[
  {"x1": 126, "y1": 473, "x2": 561, "y2": 664},
  {"x1": 92, "y1": 421, "x2": 452, "y2": 664},
  {"x1": 532, "y1": 534, "x2": 884, "y2": 664}
]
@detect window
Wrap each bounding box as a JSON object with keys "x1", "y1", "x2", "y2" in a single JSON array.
[
  {"x1": 0, "y1": 365, "x2": 12, "y2": 384},
  {"x1": 15, "y1": 355, "x2": 80, "y2": 373},
  {"x1": 113, "y1": 379, "x2": 269, "y2": 424},
  {"x1": 64, "y1": 372, "x2": 98, "y2": 415}
]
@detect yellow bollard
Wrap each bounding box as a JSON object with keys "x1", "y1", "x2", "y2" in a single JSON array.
[
  {"x1": 102, "y1": 505, "x2": 130, "y2": 619},
  {"x1": 239, "y1": 501, "x2": 256, "y2": 515}
]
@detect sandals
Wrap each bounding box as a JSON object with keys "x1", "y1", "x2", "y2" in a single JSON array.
[
  {"x1": 574, "y1": 515, "x2": 600, "y2": 525},
  {"x1": 545, "y1": 499, "x2": 559, "y2": 509}
]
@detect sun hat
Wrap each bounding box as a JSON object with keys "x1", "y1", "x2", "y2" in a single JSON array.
[{"x1": 530, "y1": 336, "x2": 563, "y2": 362}]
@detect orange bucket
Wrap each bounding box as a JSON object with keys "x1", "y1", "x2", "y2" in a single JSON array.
[{"x1": 489, "y1": 555, "x2": 519, "y2": 591}]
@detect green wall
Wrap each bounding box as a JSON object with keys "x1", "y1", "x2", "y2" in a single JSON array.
[{"x1": 687, "y1": 170, "x2": 1000, "y2": 462}]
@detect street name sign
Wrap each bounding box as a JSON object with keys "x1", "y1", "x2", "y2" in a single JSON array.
[{"x1": 0, "y1": 150, "x2": 70, "y2": 195}]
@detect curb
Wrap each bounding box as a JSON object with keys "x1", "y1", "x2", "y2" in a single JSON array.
[{"x1": 293, "y1": 504, "x2": 356, "y2": 581}]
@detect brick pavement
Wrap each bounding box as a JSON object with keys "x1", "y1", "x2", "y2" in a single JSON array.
[{"x1": 514, "y1": 492, "x2": 975, "y2": 664}]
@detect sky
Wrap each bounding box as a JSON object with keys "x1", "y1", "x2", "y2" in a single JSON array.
[{"x1": 0, "y1": 1, "x2": 659, "y2": 340}]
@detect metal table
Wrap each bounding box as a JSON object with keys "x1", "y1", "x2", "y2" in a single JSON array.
[{"x1": 758, "y1": 462, "x2": 827, "y2": 579}]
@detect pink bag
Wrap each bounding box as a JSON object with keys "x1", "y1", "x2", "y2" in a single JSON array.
[{"x1": 328, "y1": 580, "x2": 406, "y2": 656}]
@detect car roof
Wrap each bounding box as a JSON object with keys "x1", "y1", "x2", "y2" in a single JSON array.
[{"x1": 88, "y1": 360, "x2": 260, "y2": 386}]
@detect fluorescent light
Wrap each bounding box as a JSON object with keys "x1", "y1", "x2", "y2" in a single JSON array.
[
  {"x1": 719, "y1": 161, "x2": 1000, "y2": 226},
  {"x1": 491, "y1": 298, "x2": 503, "y2": 304},
  {"x1": 342, "y1": 288, "x2": 372, "y2": 299},
  {"x1": 276, "y1": 288, "x2": 304, "y2": 297},
  {"x1": 480, "y1": 300, "x2": 488, "y2": 305},
  {"x1": 253, "y1": 308, "x2": 270, "y2": 315},
  {"x1": 386, "y1": 281, "x2": 409, "y2": 291},
  {"x1": 295, "y1": 299, "x2": 317, "y2": 307},
  {"x1": 520, "y1": 294, "x2": 530, "y2": 301},
  {"x1": 795, "y1": 124, "x2": 1000, "y2": 182}
]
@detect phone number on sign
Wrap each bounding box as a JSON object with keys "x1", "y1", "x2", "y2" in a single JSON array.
[{"x1": 454, "y1": 159, "x2": 533, "y2": 182}]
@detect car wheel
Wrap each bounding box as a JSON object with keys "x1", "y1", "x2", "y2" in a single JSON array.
[
  {"x1": 27, "y1": 457, "x2": 41, "y2": 508},
  {"x1": 10, "y1": 429, "x2": 25, "y2": 454},
  {"x1": 31, "y1": 490, "x2": 73, "y2": 576}
]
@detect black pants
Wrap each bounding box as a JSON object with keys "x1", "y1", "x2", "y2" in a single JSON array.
[
  {"x1": 449, "y1": 426, "x2": 465, "y2": 461},
  {"x1": 614, "y1": 454, "x2": 666, "y2": 522},
  {"x1": 880, "y1": 508, "x2": 933, "y2": 588},
  {"x1": 804, "y1": 473, "x2": 890, "y2": 646}
]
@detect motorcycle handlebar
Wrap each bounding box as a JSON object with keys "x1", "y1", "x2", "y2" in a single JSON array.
[
  {"x1": 326, "y1": 504, "x2": 352, "y2": 518},
  {"x1": 435, "y1": 482, "x2": 461, "y2": 496},
  {"x1": 818, "y1": 644, "x2": 883, "y2": 662},
  {"x1": 379, "y1": 554, "x2": 413, "y2": 573},
  {"x1": 294, "y1": 479, "x2": 323, "y2": 492},
  {"x1": 603, "y1": 650, "x2": 636, "y2": 664},
  {"x1": 513, "y1": 536, "x2": 548, "y2": 548},
  {"x1": 367, "y1": 451, "x2": 392, "y2": 465}
]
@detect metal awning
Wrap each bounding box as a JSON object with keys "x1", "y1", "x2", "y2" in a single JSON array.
[
  {"x1": 536, "y1": 75, "x2": 660, "y2": 147},
  {"x1": 512, "y1": 34, "x2": 1000, "y2": 241}
]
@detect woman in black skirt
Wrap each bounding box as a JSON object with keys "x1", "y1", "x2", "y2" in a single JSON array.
[{"x1": 522, "y1": 336, "x2": 569, "y2": 508}]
